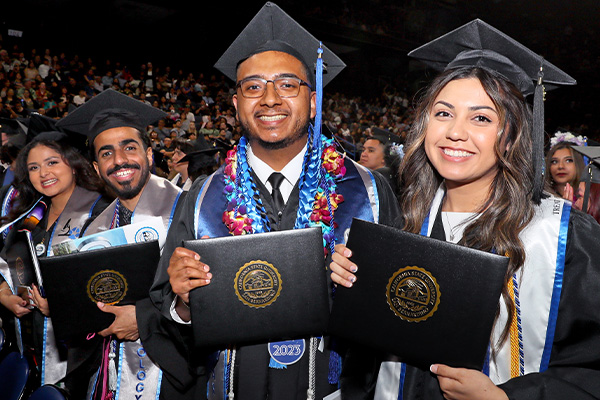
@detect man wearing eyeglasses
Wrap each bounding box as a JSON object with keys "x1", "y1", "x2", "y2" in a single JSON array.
[{"x1": 149, "y1": 2, "x2": 400, "y2": 399}]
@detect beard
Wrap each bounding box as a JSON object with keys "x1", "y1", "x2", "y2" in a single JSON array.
[{"x1": 103, "y1": 161, "x2": 150, "y2": 200}]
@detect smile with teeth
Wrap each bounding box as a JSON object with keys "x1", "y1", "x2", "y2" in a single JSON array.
[
  {"x1": 259, "y1": 114, "x2": 286, "y2": 122},
  {"x1": 113, "y1": 169, "x2": 136, "y2": 179},
  {"x1": 41, "y1": 178, "x2": 57, "y2": 187},
  {"x1": 443, "y1": 148, "x2": 474, "y2": 158}
]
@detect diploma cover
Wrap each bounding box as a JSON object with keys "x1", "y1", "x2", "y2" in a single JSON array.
[
  {"x1": 39, "y1": 240, "x2": 160, "y2": 340},
  {"x1": 184, "y1": 227, "x2": 329, "y2": 348},
  {"x1": 328, "y1": 218, "x2": 509, "y2": 370}
]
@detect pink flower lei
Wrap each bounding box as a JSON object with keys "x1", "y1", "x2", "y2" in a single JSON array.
[{"x1": 222, "y1": 137, "x2": 346, "y2": 241}]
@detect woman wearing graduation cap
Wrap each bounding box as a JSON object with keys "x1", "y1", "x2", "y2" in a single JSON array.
[
  {"x1": 331, "y1": 19, "x2": 600, "y2": 399},
  {"x1": 0, "y1": 119, "x2": 111, "y2": 391}
]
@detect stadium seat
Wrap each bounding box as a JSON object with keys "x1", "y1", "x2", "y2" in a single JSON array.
[
  {"x1": 26, "y1": 385, "x2": 67, "y2": 400},
  {"x1": 0, "y1": 351, "x2": 31, "y2": 400}
]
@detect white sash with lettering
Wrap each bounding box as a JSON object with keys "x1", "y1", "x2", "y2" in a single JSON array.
[
  {"x1": 374, "y1": 188, "x2": 569, "y2": 398},
  {"x1": 43, "y1": 187, "x2": 103, "y2": 385},
  {"x1": 84, "y1": 175, "x2": 181, "y2": 400}
]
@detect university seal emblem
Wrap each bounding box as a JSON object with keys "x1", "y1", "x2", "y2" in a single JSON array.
[
  {"x1": 234, "y1": 260, "x2": 282, "y2": 308},
  {"x1": 386, "y1": 266, "x2": 440, "y2": 322},
  {"x1": 87, "y1": 270, "x2": 128, "y2": 305}
]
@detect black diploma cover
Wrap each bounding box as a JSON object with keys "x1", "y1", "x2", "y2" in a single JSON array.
[
  {"x1": 328, "y1": 218, "x2": 509, "y2": 370},
  {"x1": 39, "y1": 240, "x2": 160, "y2": 340},
  {"x1": 183, "y1": 227, "x2": 329, "y2": 348}
]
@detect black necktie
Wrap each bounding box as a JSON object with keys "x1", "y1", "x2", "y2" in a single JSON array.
[{"x1": 268, "y1": 172, "x2": 286, "y2": 215}]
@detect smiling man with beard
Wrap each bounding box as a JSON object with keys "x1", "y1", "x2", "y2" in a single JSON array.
[{"x1": 56, "y1": 89, "x2": 194, "y2": 400}]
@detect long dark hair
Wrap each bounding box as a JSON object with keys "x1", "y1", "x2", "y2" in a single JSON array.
[
  {"x1": 398, "y1": 67, "x2": 536, "y2": 355},
  {"x1": 544, "y1": 141, "x2": 584, "y2": 197},
  {"x1": 6, "y1": 138, "x2": 105, "y2": 222}
]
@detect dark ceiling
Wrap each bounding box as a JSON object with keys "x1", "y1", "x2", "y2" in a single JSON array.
[{"x1": 3, "y1": 0, "x2": 600, "y2": 135}]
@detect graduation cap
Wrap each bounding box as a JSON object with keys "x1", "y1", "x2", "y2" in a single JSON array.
[
  {"x1": 370, "y1": 127, "x2": 403, "y2": 145},
  {"x1": 408, "y1": 19, "x2": 576, "y2": 204},
  {"x1": 25, "y1": 112, "x2": 89, "y2": 154},
  {"x1": 571, "y1": 146, "x2": 600, "y2": 212},
  {"x1": 0, "y1": 117, "x2": 27, "y2": 149},
  {"x1": 178, "y1": 136, "x2": 222, "y2": 181},
  {"x1": 55, "y1": 89, "x2": 167, "y2": 143},
  {"x1": 407, "y1": 19, "x2": 576, "y2": 96},
  {"x1": 214, "y1": 2, "x2": 345, "y2": 88}
]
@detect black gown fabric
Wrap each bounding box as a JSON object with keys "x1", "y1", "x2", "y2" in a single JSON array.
[
  {"x1": 0, "y1": 193, "x2": 111, "y2": 390},
  {"x1": 340, "y1": 208, "x2": 600, "y2": 400},
  {"x1": 149, "y1": 166, "x2": 401, "y2": 400}
]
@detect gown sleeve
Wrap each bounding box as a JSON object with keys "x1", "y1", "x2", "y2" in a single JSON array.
[{"x1": 499, "y1": 209, "x2": 600, "y2": 399}]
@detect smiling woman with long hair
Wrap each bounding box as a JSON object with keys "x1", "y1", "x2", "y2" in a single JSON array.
[
  {"x1": 331, "y1": 20, "x2": 600, "y2": 400},
  {"x1": 0, "y1": 131, "x2": 111, "y2": 393}
]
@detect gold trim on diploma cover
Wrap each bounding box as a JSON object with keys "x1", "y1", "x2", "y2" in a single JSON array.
[
  {"x1": 386, "y1": 266, "x2": 441, "y2": 322},
  {"x1": 234, "y1": 260, "x2": 282, "y2": 308},
  {"x1": 87, "y1": 270, "x2": 128, "y2": 305}
]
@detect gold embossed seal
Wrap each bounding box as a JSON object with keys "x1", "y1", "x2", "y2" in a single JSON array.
[
  {"x1": 87, "y1": 270, "x2": 128, "y2": 305},
  {"x1": 234, "y1": 260, "x2": 282, "y2": 308},
  {"x1": 386, "y1": 266, "x2": 440, "y2": 322}
]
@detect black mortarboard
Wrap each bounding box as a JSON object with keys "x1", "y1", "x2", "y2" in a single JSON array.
[
  {"x1": 55, "y1": 89, "x2": 167, "y2": 143},
  {"x1": 407, "y1": 19, "x2": 576, "y2": 96},
  {"x1": 0, "y1": 118, "x2": 27, "y2": 149},
  {"x1": 571, "y1": 146, "x2": 600, "y2": 211},
  {"x1": 26, "y1": 113, "x2": 88, "y2": 154},
  {"x1": 371, "y1": 127, "x2": 403, "y2": 145},
  {"x1": 214, "y1": 2, "x2": 345, "y2": 87},
  {"x1": 0, "y1": 118, "x2": 20, "y2": 136},
  {"x1": 408, "y1": 19, "x2": 576, "y2": 205}
]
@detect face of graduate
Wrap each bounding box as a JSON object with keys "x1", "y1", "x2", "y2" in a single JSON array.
[
  {"x1": 233, "y1": 51, "x2": 316, "y2": 154},
  {"x1": 93, "y1": 127, "x2": 152, "y2": 200},
  {"x1": 27, "y1": 144, "x2": 76, "y2": 201},
  {"x1": 550, "y1": 147, "x2": 577, "y2": 185},
  {"x1": 172, "y1": 147, "x2": 188, "y2": 174},
  {"x1": 360, "y1": 139, "x2": 386, "y2": 170},
  {"x1": 424, "y1": 78, "x2": 500, "y2": 191}
]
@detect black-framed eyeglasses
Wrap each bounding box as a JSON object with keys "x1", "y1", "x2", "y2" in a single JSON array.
[{"x1": 236, "y1": 77, "x2": 312, "y2": 98}]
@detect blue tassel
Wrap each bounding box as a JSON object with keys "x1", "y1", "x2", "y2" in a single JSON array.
[
  {"x1": 328, "y1": 350, "x2": 342, "y2": 384},
  {"x1": 269, "y1": 357, "x2": 287, "y2": 369}
]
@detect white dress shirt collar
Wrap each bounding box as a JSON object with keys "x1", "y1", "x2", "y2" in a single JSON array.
[{"x1": 246, "y1": 143, "x2": 307, "y2": 203}]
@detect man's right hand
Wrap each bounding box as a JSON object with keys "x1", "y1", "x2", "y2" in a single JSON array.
[{"x1": 168, "y1": 247, "x2": 212, "y2": 305}]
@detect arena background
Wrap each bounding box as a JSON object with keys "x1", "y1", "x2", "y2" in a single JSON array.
[{"x1": 3, "y1": 0, "x2": 599, "y2": 139}]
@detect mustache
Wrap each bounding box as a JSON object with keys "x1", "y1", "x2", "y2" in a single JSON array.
[{"x1": 106, "y1": 163, "x2": 140, "y2": 176}]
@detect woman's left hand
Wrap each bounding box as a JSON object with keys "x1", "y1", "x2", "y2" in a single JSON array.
[
  {"x1": 31, "y1": 284, "x2": 50, "y2": 317},
  {"x1": 430, "y1": 364, "x2": 509, "y2": 400}
]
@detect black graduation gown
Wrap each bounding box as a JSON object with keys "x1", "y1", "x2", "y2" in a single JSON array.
[
  {"x1": 149, "y1": 167, "x2": 401, "y2": 400},
  {"x1": 340, "y1": 208, "x2": 600, "y2": 400}
]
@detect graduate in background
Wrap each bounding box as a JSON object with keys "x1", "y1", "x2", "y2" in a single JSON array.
[{"x1": 331, "y1": 19, "x2": 600, "y2": 399}]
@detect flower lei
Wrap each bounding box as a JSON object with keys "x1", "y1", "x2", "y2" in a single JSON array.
[
  {"x1": 222, "y1": 133, "x2": 346, "y2": 254},
  {"x1": 550, "y1": 131, "x2": 587, "y2": 147}
]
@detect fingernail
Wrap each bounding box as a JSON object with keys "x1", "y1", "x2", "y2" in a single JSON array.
[
  {"x1": 430, "y1": 364, "x2": 437, "y2": 374},
  {"x1": 206, "y1": 273, "x2": 212, "y2": 279},
  {"x1": 349, "y1": 276, "x2": 356, "y2": 283},
  {"x1": 194, "y1": 254, "x2": 201, "y2": 261},
  {"x1": 203, "y1": 265, "x2": 209, "y2": 271},
  {"x1": 344, "y1": 249, "x2": 352, "y2": 257},
  {"x1": 351, "y1": 266, "x2": 358, "y2": 273}
]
